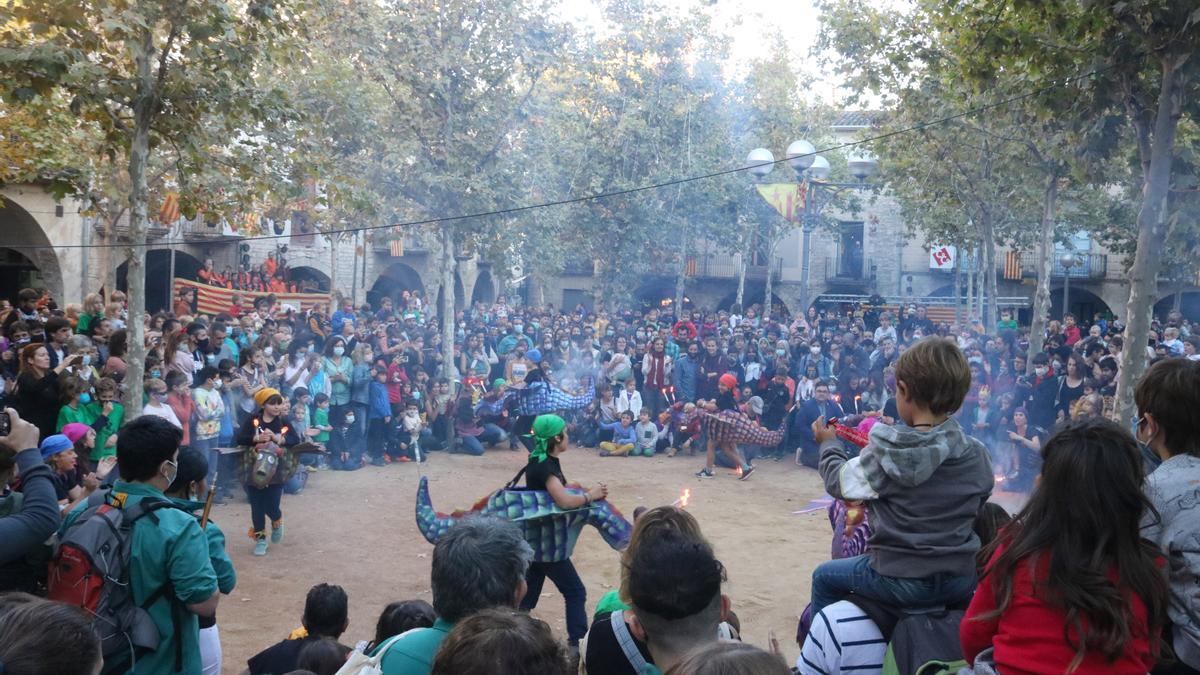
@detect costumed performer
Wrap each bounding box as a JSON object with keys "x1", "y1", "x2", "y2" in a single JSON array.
[
  {"x1": 235, "y1": 387, "x2": 300, "y2": 556},
  {"x1": 695, "y1": 373, "x2": 755, "y2": 480},
  {"x1": 518, "y1": 413, "x2": 610, "y2": 655}
]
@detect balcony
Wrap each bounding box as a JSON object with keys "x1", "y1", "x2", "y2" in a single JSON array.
[
  {"x1": 1018, "y1": 252, "x2": 1107, "y2": 280},
  {"x1": 823, "y1": 255, "x2": 873, "y2": 291},
  {"x1": 686, "y1": 253, "x2": 781, "y2": 282},
  {"x1": 373, "y1": 232, "x2": 431, "y2": 256},
  {"x1": 179, "y1": 216, "x2": 241, "y2": 242}
]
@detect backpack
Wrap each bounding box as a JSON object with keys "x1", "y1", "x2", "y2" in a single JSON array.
[
  {"x1": 846, "y1": 596, "x2": 968, "y2": 675},
  {"x1": 47, "y1": 491, "x2": 184, "y2": 672},
  {"x1": 333, "y1": 632, "x2": 410, "y2": 675}
]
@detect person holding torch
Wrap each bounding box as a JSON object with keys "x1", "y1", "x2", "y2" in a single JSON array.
[{"x1": 236, "y1": 388, "x2": 300, "y2": 556}]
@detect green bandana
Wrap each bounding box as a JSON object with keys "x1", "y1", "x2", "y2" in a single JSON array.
[{"x1": 527, "y1": 414, "x2": 566, "y2": 463}]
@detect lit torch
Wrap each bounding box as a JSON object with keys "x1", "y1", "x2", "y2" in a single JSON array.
[{"x1": 672, "y1": 488, "x2": 692, "y2": 508}]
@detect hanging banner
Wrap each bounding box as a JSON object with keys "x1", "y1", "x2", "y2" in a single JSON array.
[
  {"x1": 755, "y1": 182, "x2": 808, "y2": 222},
  {"x1": 929, "y1": 244, "x2": 956, "y2": 270},
  {"x1": 173, "y1": 278, "x2": 331, "y2": 316}
]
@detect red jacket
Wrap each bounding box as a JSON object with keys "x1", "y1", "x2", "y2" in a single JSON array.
[
  {"x1": 961, "y1": 542, "x2": 1158, "y2": 675},
  {"x1": 1064, "y1": 324, "x2": 1082, "y2": 346}
]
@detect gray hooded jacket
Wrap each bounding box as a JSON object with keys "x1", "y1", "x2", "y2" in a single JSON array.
[{"x1": 819, "y1": 417, "x2": 994, "y2": 578}]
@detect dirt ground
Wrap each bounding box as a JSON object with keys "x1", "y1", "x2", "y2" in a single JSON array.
[{"x1": 216, "y1": 447, "x2": 835, "y2": 672}]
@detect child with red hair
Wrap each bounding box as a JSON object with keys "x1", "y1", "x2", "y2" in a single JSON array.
[{"x1": 695, "y1": 373, "x2": 755, "y2": 480}]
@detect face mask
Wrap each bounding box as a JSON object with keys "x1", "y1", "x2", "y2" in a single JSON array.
[
  {"x1": 264, "y1": 346, "x2": 274, "y2": 357},
  {"x1": 333, "y1": 346, "x2": 345, "y2": 357},
  {"x1": 153, "y1": 391, "x2": 168, "y2": 401},
  {"x1": 1052, "y1": 361, "x2": 1062, "y2": 371},
  {"x1": 560, "y1": 340, "x2": 569, "y2": 349},
  {"x1": 810, "y1": 346, "x2": 821, "y2": 356},
  {"x1": 79, "y1": 354, "x2": 93, "y2": 367},
  {"x1": 279, "y1": 340, "x2": 291, "y2": 350},
  {"x1": 1034, "y1": 366, "x2": 1048, "y2": 377},
  {"x1": 150, "y1": 369, "x2": 162, "y2": 379},
  {"x1": 212, "y1": 379, "x2": 223, "y2": 390},
  {"x1": 162, "y1": 459, "x2": 177, "y2": 488},
  {"x1": 344, "y1": 415, "x2": 356, "y2": 424},
  {"x1": 79, "y1": 392, "x2": 92, "y2": 404},
  {"x1": 775, "y1": 349, "x2": 786, "y2": 357},
  {"x1": 514, "y1": 325, "x2": 524, "y2": 333},
  {"x1": 15, "y1": 337, "x2": 30, "y2": 345}
]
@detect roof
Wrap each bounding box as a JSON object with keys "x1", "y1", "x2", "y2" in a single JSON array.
[{"x1": 831, "y1": 111, "x2": 885, "y2": 129}]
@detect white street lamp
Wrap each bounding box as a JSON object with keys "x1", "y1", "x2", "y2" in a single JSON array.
[
  {"x1": 747, "y1": 148, "x2": 775, "y2": 178},
  {"x1": 848, "y1": 152, "x2": 878, "y2": 181},
  {"x1": 1060, "y1": 253, "x2": 1078, "y2": 318},
  {"x1": 786, "y1": 139, "x2": 816, "y2": 172},
  {"x1": 808, "y1": 155, "x2": 831, "y2": 181}
]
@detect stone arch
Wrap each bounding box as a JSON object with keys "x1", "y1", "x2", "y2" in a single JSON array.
[
  {"x1": 470, "y1": 268, "x2": 497, "y2": 306},
  {"x1": 0, "y1": 195, "x2": 65, "y2": 302},
  {"x1": 1154, "y1": 290, "x2": 1200, "y2": 321},
  {"x1": 116, "y1": 249, "x2": 204, "y2": 313},
  {"x1": 289, "y1": 265, "x2": 330, "y2": 292},
  {"x1": 434, "y1": 272, "x2": 467, "y2": 313},
  {"x1": 369, "y1": 262, "x2": 427, "y2": 310},
  {"x1": 716, "y1": 286, "x2": 790, "y2": 318},
  {"x1": 1049, "y1": 285, "x2": 1112, "y2": 323}
]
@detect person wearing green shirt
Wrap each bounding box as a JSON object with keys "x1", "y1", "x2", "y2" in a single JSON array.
[
  {"x1": 374, "y1": 517, "x2": 532, "y2": 675},
  {"x1": 163, "y1": 448, "x2": 237, "y2": 675},
  {"x1": 62, "y1": 416, "x2": 220, "y2": 675},
  {"x1": 56, "y1": 382, "x2": 120, "y2": 461}
]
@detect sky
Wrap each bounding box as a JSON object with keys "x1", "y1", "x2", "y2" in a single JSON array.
[{"x1": 554, "y1": 0, "x2": 874, "y2": 104}]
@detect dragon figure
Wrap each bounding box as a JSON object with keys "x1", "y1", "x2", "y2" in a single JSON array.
[
  {"x1": 415, "y1": 475, "x2": 632, "y2": 563},
  {"x1": 701, "y1": 409, "x2": 787, "y2": 447},
  {"x1": 474, "y1": 377, "x2": 595, "y2": 418}
]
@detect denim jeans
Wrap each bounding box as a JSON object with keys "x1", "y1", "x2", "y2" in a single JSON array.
[
  {"x1": 810, "y1": 554, "x2": 977, "y2": 615},
  {"x1": 520, "y1": 559, "x2": 588, "y2": 645}
]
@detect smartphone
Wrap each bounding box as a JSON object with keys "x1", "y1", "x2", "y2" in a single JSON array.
[{"x1": 0, "y1": 411, "x2": 10, "y2": 436}]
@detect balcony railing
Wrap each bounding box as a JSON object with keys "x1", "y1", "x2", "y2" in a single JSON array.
[
  {"x1": 686, "y1": 253, "x2": 781, "y2": 282},
  {"x1": 373, "y1": 232, "x2": 431, "y2": 256},
  {"x1": 1018, "y1": 252, "x2": 1107, "y2": 280}
]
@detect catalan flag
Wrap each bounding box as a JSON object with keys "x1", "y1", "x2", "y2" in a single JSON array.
[
  {"x1": 389, "y1": 239, "x2": 405, "y2": 257},
  {"x1": 1003, "y1": 251, "x2": 1022, "y2": 280},
  {"x1": 172, "y1": 278, "x2": 330, "y2": 315},
  {"x1": 158, "y1": 192, "x2": 180, "y2": 224}
]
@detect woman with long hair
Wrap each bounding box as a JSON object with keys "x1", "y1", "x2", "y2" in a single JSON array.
[
  {"x1": 1054, "y1": 352, "x2": 1087, "y2": 424},
  {"x1": 961, "y1": 417, "x2": 1168, "y2": 673},
  {"x1": 13, "y1": 342, "x2": 79, "y2": 440}
]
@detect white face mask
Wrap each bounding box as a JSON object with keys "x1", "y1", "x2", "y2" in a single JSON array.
[
  {"x1": 810, "y1": 347, "x2": 821, "y2": 356},
  {"x1": 81, "y1": 354, "x2": 92, "y2": 367},
  {"x1": 212, "y1": 379, "x2": 223, "y2": 390},
  {"x1": 264, "y1": 346, "x2": 273, "y2": 357},
  {"x1": 1034, "y1": 366, "x2": 1048, "y2": 377},
  {"x1": 333, "y1": 346, "x2": 345, "y2": 357},
  {"x1": 344, "y1": 415, "x2": 355, "y2": 424}
]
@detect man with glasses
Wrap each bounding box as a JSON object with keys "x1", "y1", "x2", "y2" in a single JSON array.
[{"x1": 793, "y1": 380, "x2": 844, "y2": 468}]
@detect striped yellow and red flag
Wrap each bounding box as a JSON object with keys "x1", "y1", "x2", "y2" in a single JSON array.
[
  {"x1": 1003, "y1": 251, "x2": 1022, "y2": 280},
  {"x1": 389, "y1": 239, "x2": 405, "y2": 257},
  {"x1": 158, "y1": 192, "x2": 181, "y2": 224},
  {"x1": 172, "y1": 278, "x2": 331, "y2": 316}
]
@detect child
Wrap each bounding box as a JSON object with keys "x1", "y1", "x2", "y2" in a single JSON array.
[
  {"x1": 330, "y1": 404, "x2": 360, "y2": 471},
  {"x1": 142, "y1": 377, "x2": 183, "y2": 429},
  {"x1": 367, "y1": 367, "x2": 392, "y2": 466},
  {"x1": 961, "y1": 418, "x2": 1167, "y2": 673},
  {"x1": 616, "y1": 378, "x2": 642, "y2": 417},
  {"x1": 192, "y1": 366, "x2": 226, "y2": 489},
  {"x1": 695, "y1": 373, "x2": 754, "y2": 479},
  {"x1": 632, "y1": 407, "x2": 666, "y2": 457},
  {"x1": 312, "y1": 393, "x2": 333, "y2": 446},
  {"x1": 518, "y1": 414, "x2": 610, "y2": 651},
  {"x1": 357, "y1": 600, "x2": 436, "y2": 654},
  {"x1": 398, "y1": 400, "x2": 424, "y2": 462},
  {"x1": 1136, "y1": 359, "x2": 1200, "y2": 672},
  {"x1": 809, "y1": 337, "x2": 993, "y2": 614},
  {"x1": 598, "y1": 410, "x2": 637, "y2": 457},
  {"x1": 667, "y1": 402, "x2": 700, "y2": 457}
]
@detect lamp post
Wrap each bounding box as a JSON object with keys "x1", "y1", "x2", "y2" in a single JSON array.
[
  {"x1": 747, "y1": 141, "x2": 877, "y2": 317},
  {"x1": 1060, "y1": 253, "x2": 1077, "y2": 319}
]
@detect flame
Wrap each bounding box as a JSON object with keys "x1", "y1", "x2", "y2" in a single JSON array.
[
  {"x1": 253, "y1": 418, "x2": 260, "y2": 428},
  {"x1": 680, "y1": 488, "x2": 691, "y2": 508},
  {"x1": 735, "y1": 465, "x2": 744, "y2": 477}
]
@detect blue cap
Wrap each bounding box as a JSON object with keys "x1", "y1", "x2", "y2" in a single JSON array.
[
  {"x1": 525, "y1": 348, "x2": 542, "y2": 364},
  {"x1": 40, "y1": 434, "x2": 73, "y2": 460}
]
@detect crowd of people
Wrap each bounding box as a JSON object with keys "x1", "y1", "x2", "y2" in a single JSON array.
[{"x1": 0, "y1": 280, "x2": 1198, "y2": 675}]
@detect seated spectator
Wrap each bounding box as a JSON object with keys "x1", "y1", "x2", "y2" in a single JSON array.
[
  {"x1": 810, "y1": 338, "x2": 992, "y2": 615},
  {"x1": 0, "y1": 592, "x2": 102, "y2": 675},
  {"x1": 295, "y1": 637, "x2": 351, "y2": 675},
  {"x1": 668, "y1": 642, "x2": 790, "y2": 675},
  {"x1": 374, "y1": 516, "x2": 533, "y2": 675},
  {"x1": 1136, "y1": 359, "x2": 1200, "y2": 674},
  {"x1": 0, "y1": 410, "x2": 59, "y2": 592},
  {"x1": 626, "y1": 531, "x2": 730, "y2": 674},
  {"x1": 357, "y1": 600, "x2": 436, "y2": 654},
  {"x1": 245, "y1": 583, "x2": 350, "y2": 675},
  {"x1": 792, "y1": 380, "x2": 844, "y2": 468},
  {"x1": 430, "y1": 608, "x2": 569, "y2": 675},
  {"x1": 960, "y1": 418, "x2": 1167, "y2": 674}
]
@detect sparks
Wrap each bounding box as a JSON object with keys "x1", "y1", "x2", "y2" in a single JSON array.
[{"x1": 671, "y1": 488, "x2": 692, "y2": 508}]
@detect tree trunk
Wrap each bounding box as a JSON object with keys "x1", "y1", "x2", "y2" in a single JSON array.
[
  {"x1": 981, "y1": 209, "x2": 998, "y2": 331},
  {"x1": 674, "y1": 227, "x2": 689, "y2": 314},
  {"x1": 440, "y1": 227, "x2": 457, "y2": 382},
  {"x1": 122, "y1": 27, "x2": 156, "y2": 421},
  {"x1": 1027, "y1": 170, "x2": 1058, "y2": 373},
  {"x1": 763, "y1": 232, "x2": 776, "y2": 322},
  {"x1": 1114, "y1": 55, "x2": 1185, "y2": 424},
  {"x1": 330, "y1": 232, "x2": 339, "y2": 305},
  {"x1": 735, "y1": 249, "x2": 746, "y2": 308},
  {"x1": 962, "y1": 246, "x2": 971, "y2": 326}
]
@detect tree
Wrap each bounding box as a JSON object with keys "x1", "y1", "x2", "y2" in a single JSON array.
[{"x1": 0, "y1": 0, "x2": 306, "y2": 417}]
